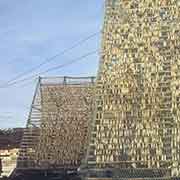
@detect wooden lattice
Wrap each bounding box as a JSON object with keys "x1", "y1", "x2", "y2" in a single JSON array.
[
  {"x1": 17, "y1": 76, "x2": 95, "y2": 169},
  {"x1": 86, "y1": 0, "x2": 180, "y2": 178}
]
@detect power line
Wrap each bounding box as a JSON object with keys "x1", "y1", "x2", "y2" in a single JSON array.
[
  {"x1": 0, "y1": 77, "x2": 38, "y2": 89},
  {"x1": 0, "y1": 49, "x2": 98, "y2": 89},
  {"x1": 17, "y1": 78, "x2": 39, "y2": 89},
  {"x1": 1, "y1": 31, "x2": 100, "y2": 87}
]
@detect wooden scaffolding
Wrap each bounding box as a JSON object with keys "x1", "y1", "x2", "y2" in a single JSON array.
[
  {"x1": 85, "y1": 0, "x2": 180, "y2": 179},
  {"x1": 17, "y1": 76, "x2": 95, "y2": 170}
]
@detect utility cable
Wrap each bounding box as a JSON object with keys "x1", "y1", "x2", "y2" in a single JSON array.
[
  {"x1": 0, "y1": 49, "x2": 98, "y2": 89},
  {"x1": 1, "y1": 31, "x2": 100, "y2": 87}
]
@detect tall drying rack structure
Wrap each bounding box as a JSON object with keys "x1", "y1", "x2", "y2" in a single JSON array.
[
  {"x1": 84, "y1": 0, "x2": 180, "y2": 179},
  {"x1": 17, "y1": 76, "x2": 95, "y2": 170}
]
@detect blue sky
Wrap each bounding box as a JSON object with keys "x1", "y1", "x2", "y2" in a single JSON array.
[{"x1": 0, "y1": 0, "x2": 104, "y2": 128}]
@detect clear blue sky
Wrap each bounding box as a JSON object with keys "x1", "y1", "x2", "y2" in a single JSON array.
[{"x1": 0, "y1": 0, "x2": 104, "y2": 128}]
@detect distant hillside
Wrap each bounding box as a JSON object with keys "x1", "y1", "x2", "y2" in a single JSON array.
[{"x1": 0, "y1": 128, "x2": 24, "y2": 149}]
